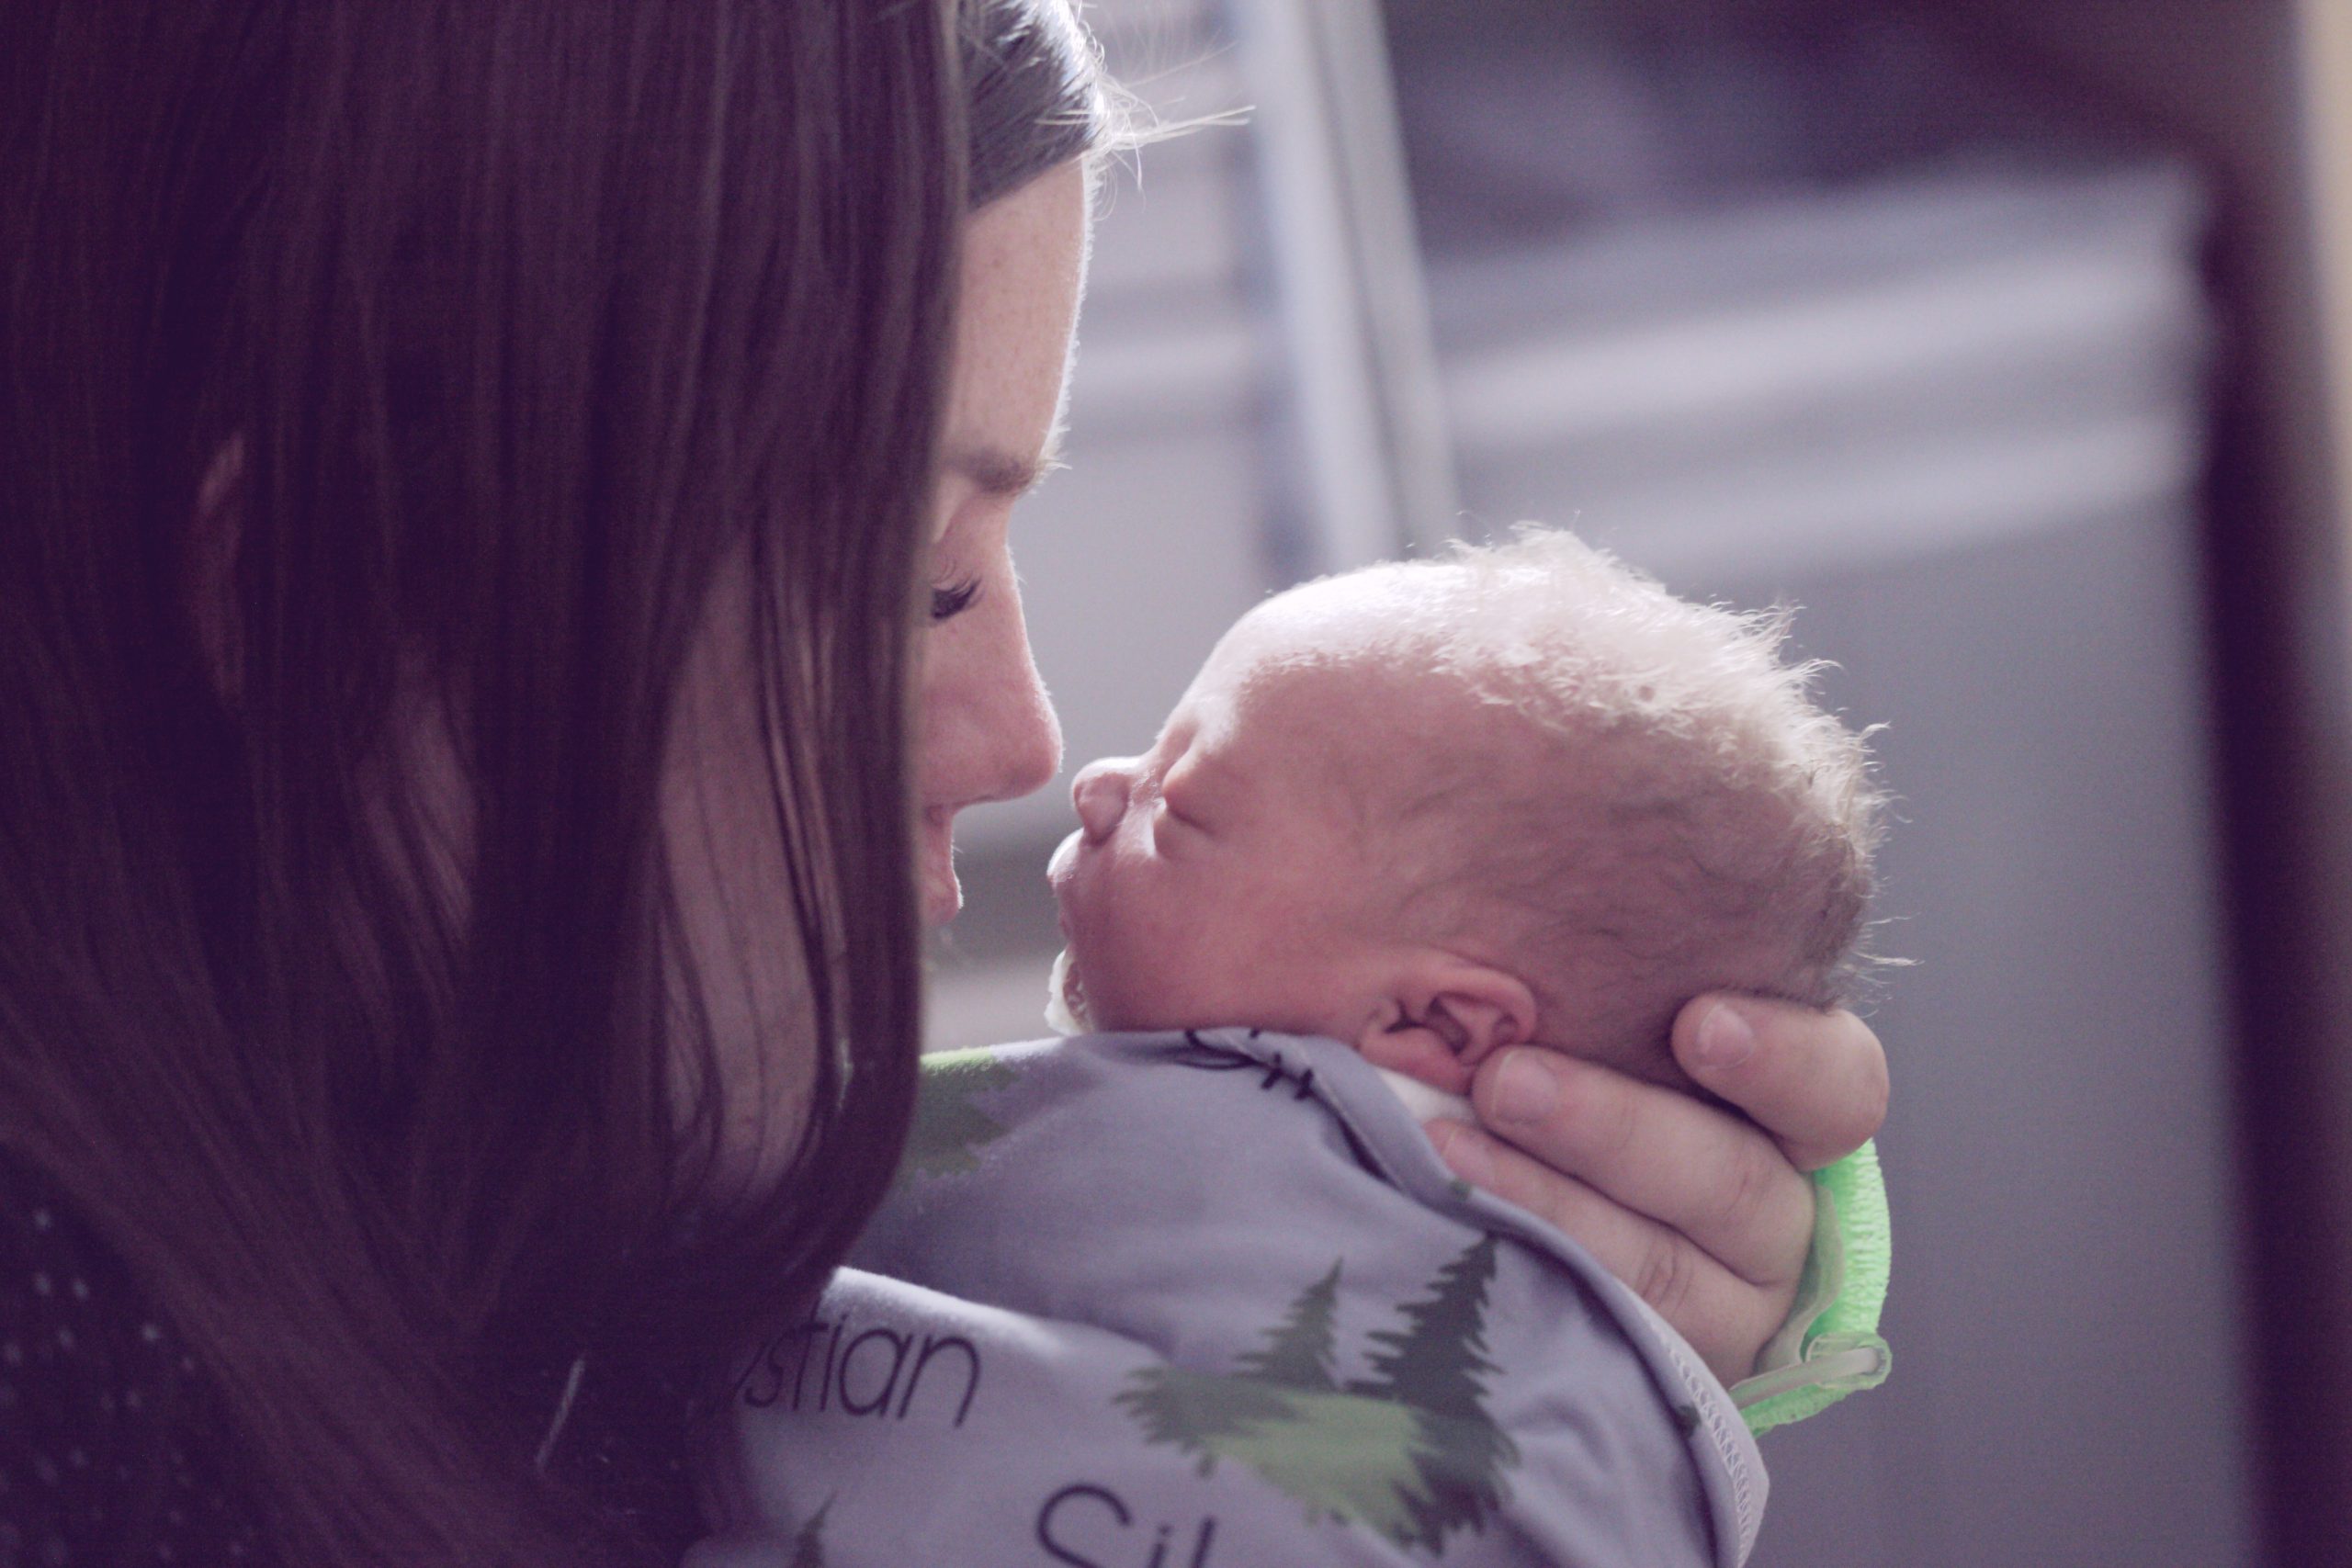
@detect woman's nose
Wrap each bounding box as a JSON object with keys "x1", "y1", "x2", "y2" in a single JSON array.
[
  {"x1": 925, "y1": 597, "x2": 1063, "y2": 815},
  {"x1": 983, "y1": 660, "x2": 1063, "y2": 808},
  {"x1": 1071, "y1": 760, "x2": 1133, "y2": 843}
]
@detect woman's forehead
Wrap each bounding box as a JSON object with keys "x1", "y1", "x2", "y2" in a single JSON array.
[{"x1": 941, "y1": 165, "x2": 1089, "y2": 507}]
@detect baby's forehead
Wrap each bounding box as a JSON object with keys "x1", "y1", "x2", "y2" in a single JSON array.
[
  {"x1": 1224, "y1": 622, "x2": 1566, "y2": 815},
  {"x1": 1229, "y1": 573, "x2": 1412, "y2": 655},
  {"x1": 1220, "y1": 581, "x2": 1436, "y2": 699},
  {"x1": 1219, "y1": 615, "x2": 1457, "y2": 748}
]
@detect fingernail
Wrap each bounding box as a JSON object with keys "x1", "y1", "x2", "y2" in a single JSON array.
[
  {"x1": 1490, "y1": 1051, "x2": 1560, "y2": 1124},
  {"x1": 1428, "y1": 1121, "x2": 1494, "y2": 1187},
  {"x1": 1693, "y1": 1001, "x2": 1758, "y2": 1069}
]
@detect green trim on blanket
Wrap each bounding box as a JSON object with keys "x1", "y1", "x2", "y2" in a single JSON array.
[{"x1": 1729, "y1": 1140, "x2": 1891, "y2": 1435}]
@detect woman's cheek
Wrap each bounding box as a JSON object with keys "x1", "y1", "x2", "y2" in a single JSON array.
[{"x1": 911, "y1": 619, "x2": 978, "y2": 803}]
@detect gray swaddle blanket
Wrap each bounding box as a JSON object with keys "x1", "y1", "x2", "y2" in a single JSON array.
[{"x1": 690, "y1": 1028, "x2": 1766, "y2": 1568}]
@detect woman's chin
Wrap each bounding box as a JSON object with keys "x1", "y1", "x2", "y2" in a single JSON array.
[{"x1": 921, "y1": 874, "x2": 962, "y2": 928}]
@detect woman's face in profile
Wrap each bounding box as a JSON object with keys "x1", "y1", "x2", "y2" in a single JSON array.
[
  {"x1": 913, "y1": 161, "x2": 1090, "y2": 926},
  {"x1": 662, "y1": 163, "x2": 1090, "y2": 1167}
]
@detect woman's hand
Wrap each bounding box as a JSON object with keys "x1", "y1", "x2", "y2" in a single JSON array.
[{"x1": 1424, "y1": 996, "x2": 1889, "y2": 1386}]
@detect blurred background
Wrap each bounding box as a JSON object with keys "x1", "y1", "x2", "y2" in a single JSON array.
[{"x1": 927, "y1": 2, "x2": 2352, "y2": 1562}]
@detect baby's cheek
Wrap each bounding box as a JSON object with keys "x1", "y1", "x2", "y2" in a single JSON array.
[{"x1": 1100, "y1": 898, "x2": 1192, "y2": 1024}]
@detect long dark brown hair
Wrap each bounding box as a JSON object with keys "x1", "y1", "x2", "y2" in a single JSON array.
[{"x1": 0, "y1": 0, "x2": 1108, "y2": 1562}]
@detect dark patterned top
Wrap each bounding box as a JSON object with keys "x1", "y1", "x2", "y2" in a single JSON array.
[
  {"x1": 0, "y1": 1149, "x2": 272, "y2": 1566},
  {"x1": 0, "y1": 1149, "x2": 703, "y2": 1565}
]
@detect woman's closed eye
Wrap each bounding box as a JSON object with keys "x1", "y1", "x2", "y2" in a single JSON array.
[{"x1": 929, "y1": 577, "x2": 983, "y2": 623}]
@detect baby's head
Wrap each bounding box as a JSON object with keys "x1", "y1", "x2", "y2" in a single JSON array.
[{"x1": 1046, "y1": 530, "x2": 1884, "y2": 1096}]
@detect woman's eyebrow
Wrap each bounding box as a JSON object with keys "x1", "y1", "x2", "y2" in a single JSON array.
[{"x1": 944, "y1": 434, "x2": 1065, "y2": 498}]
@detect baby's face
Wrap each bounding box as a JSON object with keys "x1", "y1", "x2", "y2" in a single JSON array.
[{"x1": 1046, "y1": 592, "x2": 1411, "y2": 1040}]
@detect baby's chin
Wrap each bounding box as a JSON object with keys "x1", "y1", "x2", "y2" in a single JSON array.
[{"x1": 1044, "y1": 947, "x2": 1094, "y2": 1035}]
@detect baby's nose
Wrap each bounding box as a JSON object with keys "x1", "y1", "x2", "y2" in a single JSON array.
[{"x1": 1071, "y1": 760, "x2": 1133, "y2": 843}]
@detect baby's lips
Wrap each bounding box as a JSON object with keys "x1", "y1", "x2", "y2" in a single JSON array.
[{"x1": 1045, "y1": 826, "x2": 1082, "y2": 890}]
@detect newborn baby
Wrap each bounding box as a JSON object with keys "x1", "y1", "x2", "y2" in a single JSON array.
[
  {"x1": 695, "y1": 533, "x2": 1884, "y2": 1568},
  {"x1": 1046, "y1": 527, "x2": 1878, "y2": 1115}
]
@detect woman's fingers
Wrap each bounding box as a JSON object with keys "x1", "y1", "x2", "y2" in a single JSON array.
[
  {"x1": 1671, "y1": 997, "x2": 1890, "y2": 1172},
  {"x1": 1426, "y1": 1119, "x2": 1793, "y2": 1386},
  {"x1": 1435, "y1": 1000, "x2": 1888, "y2": 1378},
  {"x1": 1463, "y1": 1048, "x2": 1816, "y2": 1291}
]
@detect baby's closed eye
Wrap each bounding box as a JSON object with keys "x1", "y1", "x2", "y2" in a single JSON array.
[
  {"x1": 1160, "y1": 794, "x2": 1209, "y2": 828},
  {"x1": 1156, "y1": 773, "x2": 1223, "y2": 835},
  {"x1": 1151, "y1": 800, "x2": 1207, "y2": 850}
]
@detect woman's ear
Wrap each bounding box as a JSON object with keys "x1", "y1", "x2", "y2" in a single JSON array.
[
  {"x1": 1354, "y1": 954, "x2": 1538, "y2": 1094},
  {"x1": 188, "y1": 434, "x2": 246, "y2": 701}
]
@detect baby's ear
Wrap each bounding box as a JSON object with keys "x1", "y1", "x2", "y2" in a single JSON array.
[{"x1": 1355, "y1": 955, "x2": 1538, "y2": 1094}]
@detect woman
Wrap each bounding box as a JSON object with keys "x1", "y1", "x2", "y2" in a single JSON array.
[{"x1": 0, "y1": 2, "x2": 1883, "y2": 1563}]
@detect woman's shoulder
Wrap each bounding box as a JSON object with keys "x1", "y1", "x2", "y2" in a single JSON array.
[{"x1": 0, "y1": 1144, "x2": 275, "y2": 1565}]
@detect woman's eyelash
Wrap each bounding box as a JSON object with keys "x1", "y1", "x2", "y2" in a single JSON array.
[{"x1": 929, "y1": 577, "x2": 982, "y2": 623}]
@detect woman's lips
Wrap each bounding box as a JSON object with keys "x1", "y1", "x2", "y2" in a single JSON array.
[{"x1": 919, "y1": 814, "x2": 961, "y2": 926}]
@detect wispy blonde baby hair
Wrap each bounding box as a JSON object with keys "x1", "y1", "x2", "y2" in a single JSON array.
[{"x1": 1314, "y1": 528, "x2": 1886, "y2": 1080}]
